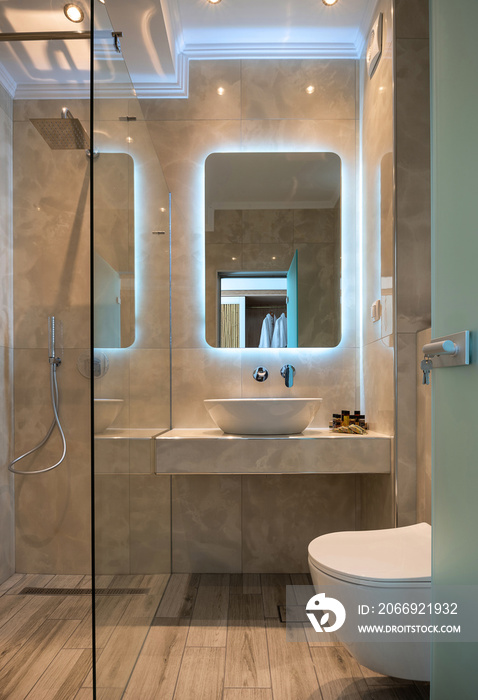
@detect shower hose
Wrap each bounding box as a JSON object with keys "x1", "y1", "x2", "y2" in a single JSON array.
[{"x1": 8, "y1": 317, "x2": 67, "y2": 475}]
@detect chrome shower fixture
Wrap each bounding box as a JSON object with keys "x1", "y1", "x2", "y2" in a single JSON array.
[{"x1": 31, "y1": 107, "x2": 90, "y2": 151}]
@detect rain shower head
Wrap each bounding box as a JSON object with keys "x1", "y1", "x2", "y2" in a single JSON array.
[{"x1": 31, "y1": 107, "x2": 90, "y2": 150}]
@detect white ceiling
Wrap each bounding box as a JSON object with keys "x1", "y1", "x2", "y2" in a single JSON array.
[{"x1": 0, "y1": 0, "x2": 376, "y2": 98}]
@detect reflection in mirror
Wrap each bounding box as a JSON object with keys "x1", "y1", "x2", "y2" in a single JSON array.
[
  {"x1": 94, "y1": 153, "x2": 135, "y2": 348},
  {"x1": 205, "y1": 153, "x2": 341, "y2": 348}
]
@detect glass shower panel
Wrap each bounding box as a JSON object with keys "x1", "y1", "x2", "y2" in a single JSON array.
[
  {"x1": 0, "y1": 2, "x2": 94, "y2": 697},
  {"x1": 92, "y1": 4, "x2": 171, "y2": 695}
]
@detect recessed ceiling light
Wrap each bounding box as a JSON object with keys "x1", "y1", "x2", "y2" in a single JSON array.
[
  {"x1": 208, "y1": 0, "x2": 222, "y2": 4},
  {"x1": 306, "y1": 85, "x2": 315, "y2": 94},
  {"x1": 64, "y1": 4, "x2": 84, "y2": 22},
  {"x1": 98, "y1": 0, "x2": 106, "y2": 4},
  {"x1": 217, "y1": 87, "x2": 225, "y2": 96},
  {"x1": 322, "y1": 0, "x2": 338, "y2": 6},
  {"x1": 126, "y1": 136, "x2": 133, "y2": 143}
]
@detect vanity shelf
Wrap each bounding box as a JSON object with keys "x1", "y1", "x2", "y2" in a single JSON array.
[{"x1": 155, "y1": 429, "x2": 392, "y2": 475}]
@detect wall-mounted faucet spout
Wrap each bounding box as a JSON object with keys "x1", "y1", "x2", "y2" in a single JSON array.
[{"x1": 280, "y1": 364, "x2": 296, "y2": 388}]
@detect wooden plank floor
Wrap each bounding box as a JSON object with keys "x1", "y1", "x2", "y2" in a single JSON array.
[{"x1": 0, "y1": 573, "x2": 431, "y2": 700}]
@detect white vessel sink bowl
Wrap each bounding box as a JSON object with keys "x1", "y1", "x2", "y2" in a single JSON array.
[
  {"x1": 94, "y1": 398, "x2": 124, "y2": 434},
  {"x1": 204, "y1": 398, "x2": 322, "y2": 435}
]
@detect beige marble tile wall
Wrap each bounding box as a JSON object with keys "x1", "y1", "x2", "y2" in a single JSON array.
[
  {"x1": 395, "y1": 0, "x2": 431, "y2": 526},
  {"x1": 0, "y1": 82, "x2": 14, "y2": 584},
  {"x1": 12, "y1": 99, "x2": 171, "y2": 574},
  {"x1": 143, "y1": 58, "x2": 361, "y2": 572},
  {"x1": 13, "y1": 99, "x2": 92, "y2": 574},
  {"x1": 359, "y1": 0, "x2": 396, "y2": 530},
  {"x1": 416, "y1": 328, "x2": 431, "y2": 524}
]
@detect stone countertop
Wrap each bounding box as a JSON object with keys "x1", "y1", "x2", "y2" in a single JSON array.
[{"x1": 155, "y1": 428, "x2": 392, "y2": 474}]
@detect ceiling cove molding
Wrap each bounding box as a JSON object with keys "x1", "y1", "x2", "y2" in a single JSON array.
[
  {"x1": 13, "y1": 82, "x2": 138, "y2": 100},
  {"x1": 181, "y1": 41, "x2": 360, "y2": 60},
  {"x1": 161, "y1": 0, "x2": 185, "y2": 55},
  {"x1": 0, "y1": 63, "x2": 17, "y2": 98},
  {"x1": 135, "y1": 52, "x2": 189, "y2": 98}
]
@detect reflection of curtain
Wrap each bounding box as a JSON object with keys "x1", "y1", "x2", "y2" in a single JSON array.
[{"x1": 221, "y1": 304, "x2": 240, "y2": 347}]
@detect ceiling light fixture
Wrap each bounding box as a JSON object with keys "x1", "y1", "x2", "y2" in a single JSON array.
[
  {"x1": 208, "y1": 0, "x2": 222, "y2": 4},
  {"x1": 64, "y1": 4, "x2": 84, "y2": 22},
  {"x1": 98, "y1": 0, "x2": 106, "y2": 4},
  {"x1": 322, "y1": 0, "x2": 338, "y2": 6},
  {"x1": 217, "y1": 87, "x2": 225, "y2": 96},
  {"x1": 306, "y1": 85, "x2": 315, "y2": 94}
]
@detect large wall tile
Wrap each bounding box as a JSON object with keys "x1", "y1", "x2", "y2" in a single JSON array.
[
  {"x1": 14, "y1": 349, "x2": 91, "y2": 574},
  {"x1": 0, "y1": 347, "x2": 14, "y2": 583},
  {"x1": 140, "y1": 61, "x2": 241, "y2": 121},
  {"x1": 396, "y1": 0, "x2": 429, "y2": 39},
  {"x1": 130, "y1": 474, "x2": 171, "y2": 573},
  {"x1": 241, "y1": 60, "x2": 356, "y2": 120},
  {"x1": 240, "y1": 347, "x2": 357, "y2": 429},
  {"x1": 128, "y1": 349, "x2": 170, "y2": 429},
  {"x1": 95, "y1": 475, "x2": 130, "y2": 574},
  {"x1": 416, "y1": 328, "x2": 431, "y2": 524},
  {"x1": 172, "y1": 348, "x2": 242, "y2": 428},
  {"x1": 172, "y1": 475, "x2": 241, "y2": 572},
  {"x1": 13, "y1": 122, "x2": 90, "y2": 349},
  {"x1": 396, "y1": 333, "x2": 418, "y2": 526},
  {"x1": 396, "y1": 38, "x2": 431, "y2": 333},
  {"x1": 242, "y1": 475, "x2": 357, "y2": 573}
]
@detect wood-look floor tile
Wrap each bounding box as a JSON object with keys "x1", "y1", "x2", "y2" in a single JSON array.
[
  {"x1": 0, "y1": 574, "x2": 26, "y2": 597},
  {"x1": 0, "y1": 619, "x2": 79, "y2": 700},
  {"x1": 65, "y1": 596, "x2": 129, "y2": 649},
  {"x1": 5, "y1": 574, "x2": 55, "y2": 595},
  {"x1": 414, "y1": 682, "x2": 431, "y2": 699},
  {"x1": 0, "y1": 596, "x2": 63, "y2": 671},
  {"x1": 260, "y1": 574, "x2": 293, "y2": 618},
  {"x1": 76, "y1": 689, "x2": 122, "y2": 700},
  {"x1": 173, "y1": 647, "x2": 225, "y2": 700},
  {"x1": 108, "y1": 574, "x2": 145, "y2": 589},
  {"x1": 48, "y1": 575, "x2": 85, "y2": 589},
  {"x1": 122, "y1": 618, "x2": 189, "y2": 700},
  {"x1": 223, "y1": 691, "x2": 273, "y2": 700},
  {"x1": 187, "y1": 574, "x2": 229, "y2": 647},
  {"x1": 93, "y1": 576, "x2": 115, "y2": 589},
  {"x1": 230, "y1": 575, "x2": 262, "y2": 595},
  {"x1": 25, "y1": 648, "x2": 92, "y2": 700},
  {"x1": 0, "y1": 594, "x2": 30, "y2": 629},
  {"x1": 156, "y1": 574, "x2": 200, "y2": 618},
  {"x1": 360, "y1": 662, "x2": 414, "y2": 687},
  {"x1": 141, "y1": 573, "x2": 170, "y2": 603},
  {"x1": 265, "y1": 619, "x2": 322, "y2": 700},
  {"x1": 48, "y1": 595, "x2": 92, "y2": 621},
  {"x1": 95, "y1": 603, "x2": 156, "y2": 690},
  {"x1": 311, "y1": 646, "x2": 365, "y2": 700},
  {"x1": 225, "y1": 595, "x2": 271, "y2": 689}
]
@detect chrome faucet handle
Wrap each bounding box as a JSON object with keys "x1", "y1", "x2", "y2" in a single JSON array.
[
  {"x1": 280, "y1": 364, "x2": 296, "y2": 388},
  {"x1": 253, "y1": 366, "x2": 269, "y2": 382}
]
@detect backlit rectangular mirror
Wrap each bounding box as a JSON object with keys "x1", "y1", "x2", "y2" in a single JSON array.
[
  {"x1": 205, "y1": 152, "x2": 341, "y2": 348},
  {"x1": 94, "y1": 153, "x2": 135, "y2": 348}
]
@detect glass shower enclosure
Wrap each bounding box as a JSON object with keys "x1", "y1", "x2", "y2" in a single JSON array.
[
  {"x1": 0, "y1": 1, "x2": 171, "y2": 697},
  {"x1": 92, "y1": 2, "x2": 171, "y2": 696}
]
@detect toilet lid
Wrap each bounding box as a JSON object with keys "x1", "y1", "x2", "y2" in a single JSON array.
[{"x1": 308, "y1": 523, "x2": 431, "y2": 584}]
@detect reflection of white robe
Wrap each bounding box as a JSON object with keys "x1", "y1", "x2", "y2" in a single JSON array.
[
  {"x1": 259, "y1": 313, "x2": 274, "y2": 348},
  {"x1": 271, "y1": 313, "x2": 287, "y2": 348}
]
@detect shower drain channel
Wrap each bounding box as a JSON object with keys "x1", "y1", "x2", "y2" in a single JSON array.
[{"x1": 20, "y1": 587, "x2": 150, "y2": 596}]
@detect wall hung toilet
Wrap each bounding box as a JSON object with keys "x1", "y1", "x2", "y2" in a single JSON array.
[{"x1": 308, "y1": 523, "x2": 431, "y2": 681}]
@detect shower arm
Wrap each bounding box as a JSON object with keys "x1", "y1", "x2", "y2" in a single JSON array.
[{"x1": 0, "y1": 31, "x2": 91, "y2": 42}]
